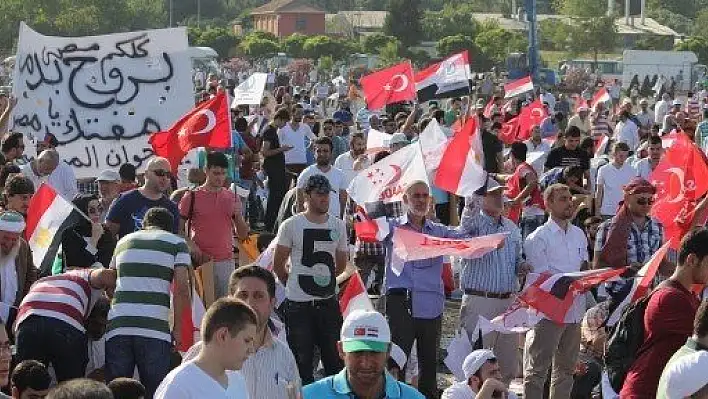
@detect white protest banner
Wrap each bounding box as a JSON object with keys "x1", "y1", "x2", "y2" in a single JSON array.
[
  {"x1": 11, "y1": 23, "x2": 194, "y2": 178},
  {"x1": 365, "y1": 128, "x2": 391, "y2": 153},
  {"x1": 231, "y1": 73, "x2": 268, "y2": 107},
  {"x1": 392, "y1": 227, "x2": 507, "y2": 261}
]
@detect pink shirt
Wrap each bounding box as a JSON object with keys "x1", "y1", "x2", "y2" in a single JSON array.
[{"x1": 179, "y1": 188, "x2": 241, "y2": 261}]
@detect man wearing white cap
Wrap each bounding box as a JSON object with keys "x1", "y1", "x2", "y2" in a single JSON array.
[
  {"x1": 303, "y1": 310, "x2": 425, "y2": 398},
  {"x1": 95, "y1": 170, "x2": 121, "y2": 223},
  {"x1": 442, "y1": 349, "x2": 517, "y2": 399},
  {"x1": 0, "y1": 211, "x2": 36, "y2": 326},
  {"x1": 657, "y1": 299, "x2": 708, "y2": 399},
  {"x1": 567, "y1": 106, "x2": 591, "y2": 137}
]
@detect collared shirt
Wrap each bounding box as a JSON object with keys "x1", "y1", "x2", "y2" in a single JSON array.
[
  {"x1": 303, "y1": 369, "x2": 425, "y2": 399},
  {"x1": 696, "y1": 120, "x2": 708, "y2": 152},
  {"x1": 384, "y1": 215, "x2": 465, "y2": 319},
  {"x1": 458, "y1": 206, "x2": 523, "y2": 294},
  {"x1": 594, "y1": 216, "x2": 664, "y2": 265},
  {"x1": 524, "y1": 218, "x2": 588, "y2": 324}
]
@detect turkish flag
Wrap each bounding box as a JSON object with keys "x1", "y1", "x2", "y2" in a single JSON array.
[
  {"x1": 517, "y1": 100, "x2": 548, "y2": 141},
  {"x1": 499, "y1": 116, "x2": 520, "y2": 145},
  {"x1": 483, "y1": 97, "x2": 495, "y2": 118},
  {"x1": 650, "y1": 132, "x2": 708, "y2": 249},
  {"x1": 149, "y1": 92, "x2": 231, "y2": 172},
  {"x1": 519, "y1": 268, "x2": 626, "y2": 324},
  {"x1": 360, "y1": 62, "x2": 417, "y2": 110}
]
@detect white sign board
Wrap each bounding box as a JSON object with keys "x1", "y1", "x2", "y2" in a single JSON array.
[
  {"x1": 231, "y1": 73, "x2": 267, "y2": 107},
  {"x1": 11, "y1": 22, "x2": 193, "y2": 178}
]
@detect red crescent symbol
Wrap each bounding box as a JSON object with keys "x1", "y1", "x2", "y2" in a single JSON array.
[{"x1": 386, "y1": 165, "x2": 403, "y2": 186}]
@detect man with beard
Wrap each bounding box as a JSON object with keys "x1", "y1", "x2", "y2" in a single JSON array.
[
  {"x1": 295, "y1": 137, "x2": 347, "y2": 218},
  {"x1": 334, "y1": 133, "x2": 368, "y2": 187},
  {"x1": 273, "y1": 175, "x2": 348, "y2": 384},
  {"x1": 0, "y1": 211, "x2": 36, "y2": 331},
  {"x1": 634, "y1": 135, "x2": 664, "y2": 180}
]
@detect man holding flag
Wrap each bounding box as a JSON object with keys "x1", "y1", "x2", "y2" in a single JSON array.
[{"x1": 523, "y1": 184, "x2": 589, "y2": 399}]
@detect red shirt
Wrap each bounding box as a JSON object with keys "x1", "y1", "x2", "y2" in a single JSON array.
[{"x1": 620, "y1": 283, "x2": 699, "y2": 398}]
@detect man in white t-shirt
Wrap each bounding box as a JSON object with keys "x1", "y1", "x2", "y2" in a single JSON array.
[
  {"x1": 155, "y1": 298, "x2": 256, "y2": 399},
  {"x1": 442, "y1": 350, "x2": 518, "y2": 399},
  {"x1": 296, "y1": 137, "x2": 347, "y2": 218},
  {"x1": 334, "y1": 132, "x2": 369, "y2": 187},
  {"x1": 273, "y1": 174, "x2": 348, "y2": 385},
  {"x1": 278, "y1": 106, "x2": 316, "y2": 176},
  {"x1": 614, "y1": 111, "x2": 640, "y2": 152},
  {"x1": 634, "y1": 136, "x2": 663, "y2": 180},
  {"x1": 595, "y1": 142, "x2": 635, "y2": 218}
]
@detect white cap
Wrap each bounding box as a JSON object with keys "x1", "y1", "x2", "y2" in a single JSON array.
[
  {"x1": 389, "y1": 342, "x2": 407, "y2": 369},
  {"x1": 577, "y1": 105, "x2": 589, "y2": 112},
  {"x1": 340, "y1": 310, "x2": 391, "y2": 353},
  {"x1": 96, "y1": 170, "x2": 120, "y2": 182},
  {"x1": 462, "y1": 349, "x2": 496, "y2": 379},
  {"x1": 663, "y1": 351, "x2": 708, "y2": 398},
  {"x1": 672, "y1": 99, "x2": 683, "y2": 106},
  {"x1": 389, "y1": 133, "x2": 410, "y2": 146}
]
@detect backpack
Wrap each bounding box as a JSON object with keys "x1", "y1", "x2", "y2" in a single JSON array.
[{"x1": 604, "y1": 280, "x2": 679, "y2": 392}]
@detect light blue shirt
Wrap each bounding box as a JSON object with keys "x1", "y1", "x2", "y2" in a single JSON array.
[
  {"x1": 303, "y1": 369, "x2": 425, "y2": 399},
  {"x1": 458, "y1": 205, "x2": 523, "y2": 293},
  {"x1": 384, "y1": 215, "x2": 466, "y2": 319},
  {"x1": 539, "y1": 116, "x2": 558, "y2": 138}
]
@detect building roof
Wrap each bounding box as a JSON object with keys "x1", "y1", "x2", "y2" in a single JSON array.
[
  {"x1": 326, "y1": 11, "x2": 388, "y2": 30},
  {"x1": 252, "y1": 0, "x2": 325, "y2": 15}
]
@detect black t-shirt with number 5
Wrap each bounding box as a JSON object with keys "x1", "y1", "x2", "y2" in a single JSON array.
[{"x1": 276, "y1": 214, "x2": 348, "y2": 301}]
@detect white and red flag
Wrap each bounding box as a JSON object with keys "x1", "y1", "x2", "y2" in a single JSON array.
[
  {"x1": 434, "y1": 117, "x2": 486, "y2": 197},
  {"x1": 25, "y1": 184, "x2": 89, "y2": 277},
  {"x1": 415, "y1": 51, "x2": 471, "y2": 102},
  {"x1": 347, "y1": 141, "x2": 428, "y2": 205},
  {"x1": 392, "y1": 227, "x2": 507, "y2": 261},
  {"x1": 592, "y1": 87, "x2": 611, "y2": 107},
  {"x1": 172, "y1": 285, "x2": 206, "y2": 353},
  {"x1": 605, "y1": 241, "x2": 672, "y2": 326},
  {"x1": 339, "y1": 271, "x2": 374, "y2": 318},
  {"x1": 150, "y1": 91, "x2": 231, "y2": 172},
  {"x1": 360, "y1": 62, "x2": 417, "y2": 110},
  {"x1": 650, "y1": 132, "x2": 708, "y2": 249},
  {"x1": 366, "y1": 128, "x2": 391, "y2": 154},
  {"x1": 504, "y1": 76, "x2": 534, "y2": 98},
  {"x1": 519, "y1": 268, "x2": 626, "y2": 324}
]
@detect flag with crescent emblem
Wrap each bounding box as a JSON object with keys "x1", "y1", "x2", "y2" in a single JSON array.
[
  {"x1": 347, "y1": 141, "x2": 428, "y2": 205},
  {"x1": 519, "y1": 268, "x2": 626, "y2": 324},
  {"x1": 504, "y1": 76, "x2": 534, "y2": 98},
  {"x1": 149, "y1": 91, "x2": 231, "y2": 172},
  {"x1": 517, "y1": 100, "x2": 549, "y2": 141},
  {"x1": 650, "y1": 132, "x2": 708, "y2": 249},
  {"x1": 499, "y1": 116, "x2": 520, "y2": 145},
  {"x1": 360, "y1": 62, "x2": 417, "y2": 110},
  {"x1": 414, "y1": 51, "x2": 472, "y2": 102},
  {"x1": 434, "y1": 117, "x2": 487, "y2": 197}
]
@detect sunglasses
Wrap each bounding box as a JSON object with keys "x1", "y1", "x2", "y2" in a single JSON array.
[
  {"x1": 636, "y1": 197, "x2": 655, "y2": 206},
  {"x1": 152, "y1": 169, "x2": 171, "y2": 178}
]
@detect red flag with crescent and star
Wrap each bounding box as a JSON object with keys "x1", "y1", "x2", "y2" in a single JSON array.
[
  {"x1": 650, "y1": 132, "x2": 708, "y2": 249},
  {"x1": 516, "y1": 100, "x2": 548, "y2": 141},
  {"x1": 360, "y1": 62, "x2": 417, "y2": 110},
  {"x1": 149, "y1": 91, "x2": 231, "y2": 172}
]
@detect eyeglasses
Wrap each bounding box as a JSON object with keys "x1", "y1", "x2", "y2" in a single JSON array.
[
  {"x1": 152, "y1": 169, "x2": 171, "y2": 178},
  {"x1": 636, "y1": 197, "x2": 655, "y2": 206}
]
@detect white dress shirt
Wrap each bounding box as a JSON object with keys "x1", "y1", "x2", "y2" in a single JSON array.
[
  {"x1": 613, "y1": 119, "x2": 640, "y2": 152},
  {"x1": 524, "y1": 218, "x2": 589, "y2": 324}
]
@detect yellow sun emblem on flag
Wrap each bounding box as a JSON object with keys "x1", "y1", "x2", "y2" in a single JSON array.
[{"x1": 34, "y1": 227, "x2": 53, "y2": 249}]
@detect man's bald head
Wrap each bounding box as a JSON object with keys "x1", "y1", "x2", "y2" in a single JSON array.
[{"x1": 146, "y1": 156, "x2": 171, "y2": 172}]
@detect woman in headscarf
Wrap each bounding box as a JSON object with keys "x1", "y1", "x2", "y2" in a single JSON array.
[{"x1": 54, "y1": 194, "x2": 115, "y2": 274}]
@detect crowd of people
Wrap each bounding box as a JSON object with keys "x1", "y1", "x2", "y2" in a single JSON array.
[{"x1": 0, "y1": 65, "x2": 707, "y2": 399}]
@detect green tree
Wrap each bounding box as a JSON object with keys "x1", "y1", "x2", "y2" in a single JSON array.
[
  {"x1": 647, "y1": 0, "x2": 708, "y2": 19},
  {"x1": 383, "y1": 0, "x2": 423, "y2": 48},
  {"x1": 303, "y1": 35, "x2": 344, "y2": 60},
  {"x1": 553, "y1": 0, "x2": 608, "y2": 17},
  {"x1": 694, "y1": 10, "x2": 708, "y2": 39},
  {"x1": 283, "y1": 33, "x2": 308, "y2": 58},
  {"x1": 376, "y1": 40, "x2": 403, "y2": 68},
  {"x1": 539, "y1": 19, "x2": 573, "y2": 51},
  {"x1": 422, "y1": 4, "x2": 479, "y2": 41},
  {"x1": 361, "y1": 33, "x2": 398, "y2": 55},
  {"x1": 189, "y1": 26, "x2": 239, "y2": 58},
  {"x1": 475, "y1": 27, "x2": 528, "y2": 64},
  {"x1": 566, "y1": 17, "x2": 618, "y2": 65},
  {"x1": 239, "y1": 32, "x2": 281, "y2": 60},
  {"x1": 675, "y1": 36, "x2": 708, "y2": 65},
  {"x1": 648, "y1": 8, "x2": 695, "y2": 36}
]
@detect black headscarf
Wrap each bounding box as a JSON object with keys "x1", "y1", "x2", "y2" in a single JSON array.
[{"x1": 71, "y1": 194, "x2": 98, "y2": 237}]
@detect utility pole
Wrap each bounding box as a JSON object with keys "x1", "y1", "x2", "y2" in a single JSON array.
[
  {"x1": 197, "y1": 0, "x2": 201, "y2": 28},
  {"x1": 525, "y1": 0, "x2": 539, "y2": 81},
  {"x1": 169, "y1": 0, "x2": 173, "y2": 27}
]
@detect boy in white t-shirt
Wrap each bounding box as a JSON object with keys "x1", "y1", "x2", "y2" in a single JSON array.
[{"x1": 155, "y1": 298, "x2": 258, "y2": 399}]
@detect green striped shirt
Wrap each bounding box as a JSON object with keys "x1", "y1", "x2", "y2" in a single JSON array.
[{"x1": 106, "y1": 229, "x2": 191, "y2": 343}]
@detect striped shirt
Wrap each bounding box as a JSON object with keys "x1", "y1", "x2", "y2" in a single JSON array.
[
  {"x1": 459, "y1": 204, "x2": 523, "y2": 293},
  {"x1": 686, "y1": 99, "x2": 700, "y2": 119},
  {"x1": 106, "y1": 229, "x2": 191, "y2": 343},
  {"x1": 591, "y1": 114, "x2": 611, "y2": 140},
  {"x1": 16, "y1": 269, "x2": 99, "y2": 333}
]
